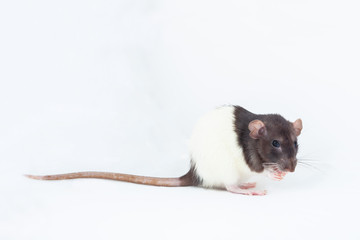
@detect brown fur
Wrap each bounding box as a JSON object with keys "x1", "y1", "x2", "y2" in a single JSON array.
[{"x1": 234, "y1": 106, "x2": 301, "y2": 173}]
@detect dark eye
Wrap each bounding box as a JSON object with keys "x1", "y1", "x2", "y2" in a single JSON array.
[
  {"x1": 294, "y1": 141, "x2": 298, "y2": 148},
  {"x1": 272, "y1": 140, "x2": 280, "y2": 148}
]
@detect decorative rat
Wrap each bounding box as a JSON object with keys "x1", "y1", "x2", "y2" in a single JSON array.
[{"x1": 26, "y1": 105, "x2": 303, "y2": 196}]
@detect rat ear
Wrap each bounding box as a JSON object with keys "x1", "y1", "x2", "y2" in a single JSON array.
[
  {"x1": 248, "y1": 120, "x2": 266, "y2": 139},
  {"x1": 293, "y1": 118, "x2": 303, "y2": 136}
]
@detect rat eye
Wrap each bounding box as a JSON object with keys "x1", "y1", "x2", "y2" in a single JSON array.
[
  {"x1": 294, "y1": 141, "x2": 298, "y2": 148},
  {"x1": 272, "y1": 140, "x2": 280, "y2": 148}
]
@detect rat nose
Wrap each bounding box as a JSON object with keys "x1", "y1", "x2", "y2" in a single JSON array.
[
  {"x1": 287, "y1": 167, "x2": 295, "y2": 173},
  {"x1": 282, "y1": 160, "x2": 295, "y2": 172}
]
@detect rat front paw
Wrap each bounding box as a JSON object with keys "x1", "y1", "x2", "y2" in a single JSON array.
[{"x1": 266, "y1": 168, "x2": 287, "y2": 181}]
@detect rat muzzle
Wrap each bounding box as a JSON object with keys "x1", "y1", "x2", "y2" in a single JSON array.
[{"x1": 280, "y1": 159, "x2": 297, "y2": 172}]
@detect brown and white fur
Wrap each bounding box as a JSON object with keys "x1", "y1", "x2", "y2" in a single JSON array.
[{"x1": 26, "y1": 105, "x2": 302, "y2": 196}]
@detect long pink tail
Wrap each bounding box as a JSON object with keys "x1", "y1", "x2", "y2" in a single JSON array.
[{"x1": 25, "y1": 170, "x2": 195, "y2": 187}]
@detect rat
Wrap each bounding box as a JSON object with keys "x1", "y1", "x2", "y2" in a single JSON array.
[{"x1": 26, "y1": 105, "x2": 303, "y2": 196}]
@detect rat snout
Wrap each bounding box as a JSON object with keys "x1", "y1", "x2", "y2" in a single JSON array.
[{"x1": 281, "y1": 159, "x2": 296, "y2": 172}]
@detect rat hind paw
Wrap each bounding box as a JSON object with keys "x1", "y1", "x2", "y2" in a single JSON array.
[
  {"x1": 226, "y1": 185, "x2": 267, "y2": 196},
  {"x1": 239, "y1": 182, "x2": 257, "y2": 189}
]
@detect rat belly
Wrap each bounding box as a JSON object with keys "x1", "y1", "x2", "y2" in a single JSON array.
[{"x1": 189, "y1": 106, "x2": 254, "y2": 188}]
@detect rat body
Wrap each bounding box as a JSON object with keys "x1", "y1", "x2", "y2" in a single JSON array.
[{"x1": 27, "y1": 105, "x2": 303, "y2": 195}]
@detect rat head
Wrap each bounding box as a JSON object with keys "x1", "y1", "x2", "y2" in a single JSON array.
[{"x1": 248, "y1": 115, "x2": 303, "y2": 172}]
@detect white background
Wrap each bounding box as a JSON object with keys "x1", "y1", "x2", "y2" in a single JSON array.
[{"x1": 1, "y1": 1, "x2": 359, "y2": 239}]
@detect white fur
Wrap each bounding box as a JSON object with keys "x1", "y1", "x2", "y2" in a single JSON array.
[{"x1": 189, "y1": 106, "x2": 255, "y2": 188}]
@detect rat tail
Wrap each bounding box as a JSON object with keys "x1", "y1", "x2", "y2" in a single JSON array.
[{"x1": 25, "y1": 169, "x2": 197, "y2": 187}]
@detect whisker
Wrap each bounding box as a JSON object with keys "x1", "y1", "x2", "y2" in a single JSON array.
[
  {"x1": 298, "y1": 152, "x2": 321, "y2": 159},
  {"x1": 297, "y1": 161, "x2": 323, "y2": 172},
  {"x1": 298, "y1": 159, "x2": 327, "y2": 166},
  {"x1": 262, "y1": 163, "x2": 282, "y2": 173},
  {"x1": 263, "y1": 164, "x2": 279, "y2": 169},
  {"x1": 298, "y1": 158, "x2": 321, "y2": 162},
  {"x1": 262, "y1": 163, "x2": 279, "y2": 165}
]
